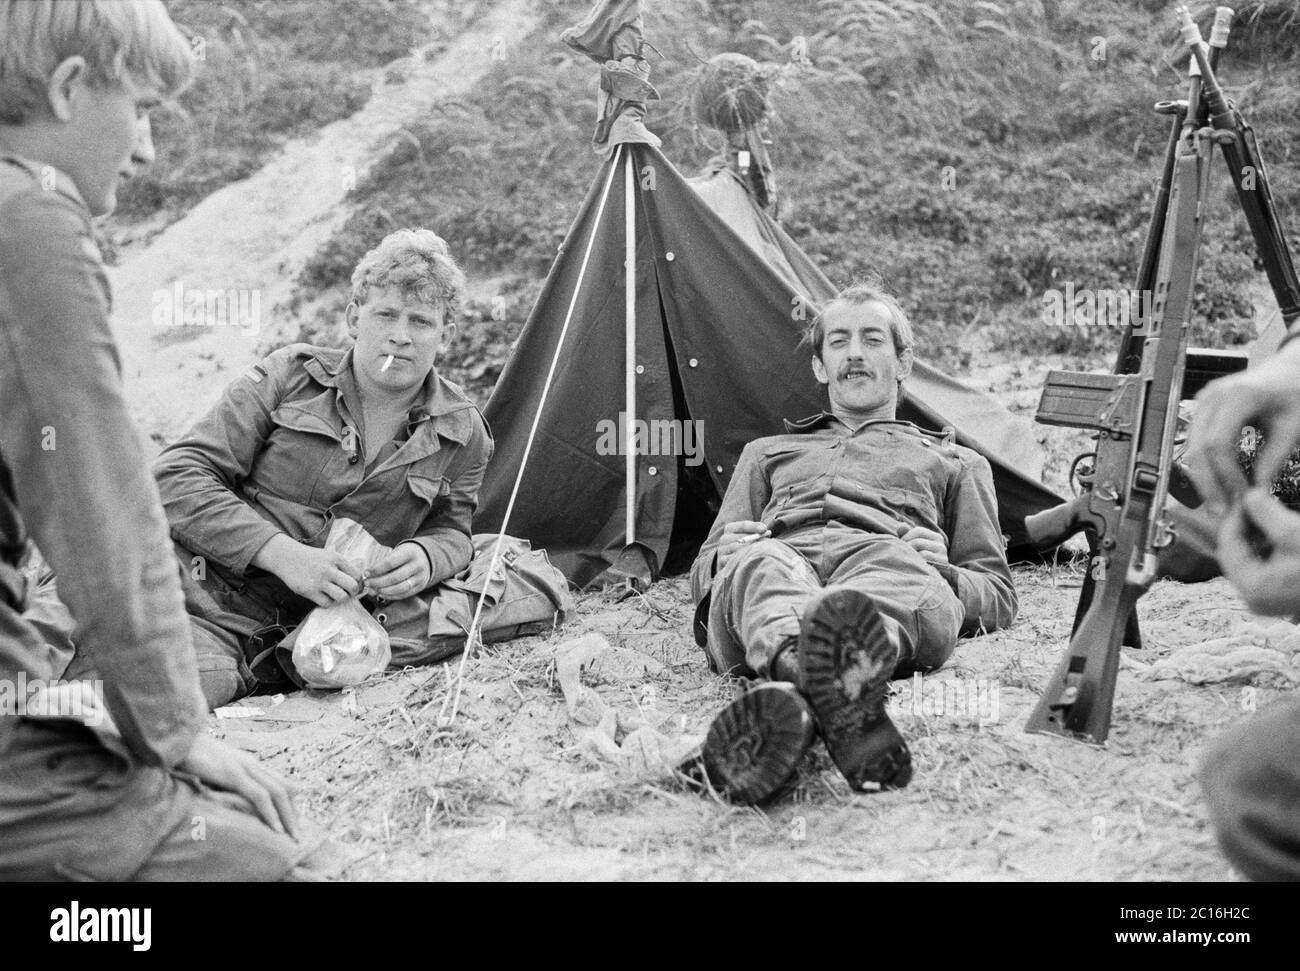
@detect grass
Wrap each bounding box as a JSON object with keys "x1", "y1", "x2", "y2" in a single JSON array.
[
  {"x1": 110, "y1": 0, "x2": 436, "y2": 244},
  {"x1": 278, "y1": 0, "x2": 1299, "y2": 381},
  {"x1": 227, "y1": 564, "x2": 1253, "y2": 880}
]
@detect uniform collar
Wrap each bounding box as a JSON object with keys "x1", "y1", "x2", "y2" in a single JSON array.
[
  {"x1": 302, "y1": 345, "x2": 475, "y2": 425},
  {"x1": 300, "y1": 345, "x2": 476, "y2": 469},
  {"x1": 782, "y1": 410, "x2": 931, "y2": 439},
  {"x1": 0, "y1": 154, "x2": 89, "y2": 210}
]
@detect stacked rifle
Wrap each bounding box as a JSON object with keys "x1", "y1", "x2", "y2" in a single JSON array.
[{"x1": 1024, "y1": 5, "x2": 1300, "y2": 744}]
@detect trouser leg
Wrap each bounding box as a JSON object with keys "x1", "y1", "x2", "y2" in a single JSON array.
[
  {"x1": 0, "y1": 719, "x2": 312, "y2": 881},
  {"x1": 17, "y1": 545, "x2": 77, "y2": 678},
  {"x1": 820, "y1": 525, "x2": 964, "y2": 675},
  {"x1": 189, "y1": 616, "x2": 257, "y2": 709},
  {"x1": 1200, "y1": 697, "x2": 1300, "y2": 881},
  {"x1": 176, "y1": 551, "x2": 298, "y2": 707},
  {"x1": 64, "y1": 614, "x2": 254, "y2": 711},
  {"x1": 705, "y1": 537, "x2": 820, "y2": 678}
]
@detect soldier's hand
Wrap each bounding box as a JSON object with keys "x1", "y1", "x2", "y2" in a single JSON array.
[
  {"x1": 716, "y1": 520, "x2": 771, "y2": 570},
  {"x1": 902, "y1": 525, "x2": 949, "y2": 567},
  {"x1": 1187, "y1": 340, "x2": 1300, "y2": 510},
  {"x1": 1216, "y1": 488, "x2": 1300, "y2": 618},
  {"x1": 263, "y1": 537, "x2": 363, "y2": 607},
  {"x1": 180, "y1": 734, "x2": 300, "y2": 839},
  {"x1": 366, "y1": 543, "x2": 432, "y2": 600}
]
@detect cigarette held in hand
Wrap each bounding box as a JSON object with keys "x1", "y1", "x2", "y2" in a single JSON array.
[{"x1": 381, "y1": 354, "x2": 395, "y2": 372}]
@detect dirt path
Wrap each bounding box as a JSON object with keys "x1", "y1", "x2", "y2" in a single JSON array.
[{"x1": 109, "y1": 0, "x2": 540, "y2": 446}]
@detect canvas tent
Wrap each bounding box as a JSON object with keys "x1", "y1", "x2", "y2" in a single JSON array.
[
  {"x1": 687, "y1": 161, "x2": 1056, "y2": 499},
  {"x1": 476, "y1": 142, "x2": 1062, "y2": 587}
]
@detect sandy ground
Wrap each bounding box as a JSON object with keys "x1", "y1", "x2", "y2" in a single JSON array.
[
  {"x1": 211, "y1": 565, "x2": 1293, "y2": 881},
  {"x1": 211, "y1": 345, "x2": 1281, "y2": 881},
  {"x1": 101, "y1": 4, "x2": 1287, "y2": 881},
  {"x1": 206, "y1": 356, "x2": 1280, "y2": 883}
]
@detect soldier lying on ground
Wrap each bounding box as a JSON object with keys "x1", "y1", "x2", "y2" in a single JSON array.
[
  {"x1": 690, "y1": 282, "x2": 1018, "y2": 804},
  {"x1": 1186, "y1": 331, "x2": 1300, "y2": 881},
  {"x1": 0, "y1": 0, "x2": 318, "y2": 880},
  {"x1": 60, "y1": 229, "x2": 494, "y2": 709}
]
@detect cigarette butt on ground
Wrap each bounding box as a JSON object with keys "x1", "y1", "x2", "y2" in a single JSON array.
[{"x1": 381, "y1": 355, "x2": 395, "y2": 372}]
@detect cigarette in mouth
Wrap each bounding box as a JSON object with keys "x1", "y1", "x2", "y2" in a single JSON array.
[{"x1": 381, "y1": 355, "x2": 395, "y2": 372}]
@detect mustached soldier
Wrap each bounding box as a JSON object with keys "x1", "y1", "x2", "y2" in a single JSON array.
[{"x1": 691, "y1": 282, "x2": 1018, "y2": 804}]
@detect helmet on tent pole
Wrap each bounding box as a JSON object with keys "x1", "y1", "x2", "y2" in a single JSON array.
[
  {"x1": 691, "y1": 52, "x2": 771, "y2": 133},
  {"x1": 691, "y1": 53, "x2": 780, "y2": 214}
]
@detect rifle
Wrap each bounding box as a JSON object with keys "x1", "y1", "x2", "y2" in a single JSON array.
[{"x1": 1023, "y1": 5, "x2": 1300, "y2": 744}]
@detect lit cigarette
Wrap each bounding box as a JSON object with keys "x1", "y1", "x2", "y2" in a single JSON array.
[{"x1": 381, "y1": 354, "x2": 395, "y2": 372}]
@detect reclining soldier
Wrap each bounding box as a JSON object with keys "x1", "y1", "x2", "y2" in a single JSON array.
[
  {"x1": 67, "y1": 229, "x2": 493, "y2": 708},
  {"x1": 692, "y1": 282, "x2": 1018, "y2": 804}
]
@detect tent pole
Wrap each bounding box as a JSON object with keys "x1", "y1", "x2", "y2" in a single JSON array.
[
  {"x1": 436, "y1": 146, "x2": 624, "y2": 728},
  {"x1": 624, "y1": 146, "x2": 637, "y2": 545}
]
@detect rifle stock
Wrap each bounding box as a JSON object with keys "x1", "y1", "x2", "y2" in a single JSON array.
[{"x1": 1027, "y1": 9, "x2": 1218, "y2": 744}]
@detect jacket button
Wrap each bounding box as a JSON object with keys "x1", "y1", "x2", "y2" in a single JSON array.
[{"x1": 348, "y1": 454, "x2": 359, "y2": 465}]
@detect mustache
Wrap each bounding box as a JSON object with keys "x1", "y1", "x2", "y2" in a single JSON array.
[{"x1": 838, "y1": 364, "x2": 874, "y2": 379}]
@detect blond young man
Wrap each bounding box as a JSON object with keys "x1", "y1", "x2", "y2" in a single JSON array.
[
  {"x1": 0, "y1": 0, "x2": 316, "y2": 880},
  {"x1": 143, "y1": 229, "x2": 493, "y2": 707}
]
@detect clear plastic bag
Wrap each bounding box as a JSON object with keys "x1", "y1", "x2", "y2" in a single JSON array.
[{"x1": 291, "y1": 518, "x2": 391, "y2": 689}]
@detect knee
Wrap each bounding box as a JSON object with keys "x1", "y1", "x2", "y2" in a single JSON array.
[
  {"x1": 912, "y1": 600, "x2": 961, "y2": 670},
  {"x1": 890, "y1": 578, "x2": 961, "y2": 674},
  {"x1": 196, "y1": 658, "x2": 248, "y2": 709},
  {"x1": 726, "y1": 538, "x2": 802, "y2": 574},
  {"x1": 1199, "y1": 711, "x2": 1276, "y2": 822},
  {"x1": 1199, "y1": 703, "x2": 1300, "y2": 879}
]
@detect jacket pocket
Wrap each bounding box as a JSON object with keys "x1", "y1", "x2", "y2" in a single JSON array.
[
  {"x1": 407, "y1": 472, "x2": 450, "y2": 506},
  {"x1": 268, "y1": 402, "x2": 343, "y2": 442},
  {"x1": 881, "y1": 486, "x2": 942, "y2": 533},
  {"x1": 248, "y1": 404, "x2": 343, "y2": 507}
]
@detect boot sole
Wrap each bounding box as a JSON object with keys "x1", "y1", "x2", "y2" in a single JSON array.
[
  {"x1": 799, "y1": 589, "x2": 913, "y2": 790},
  {"x1": 701, "y1": 682, "x2": 815, "y2": 805}
]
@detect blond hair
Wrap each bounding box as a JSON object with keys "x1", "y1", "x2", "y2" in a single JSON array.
[
  {"x1": 350, "y1": 229, "x2": 466, "y2": 325},
  {"x1": 0, "y1": 0, "x2": 193, "y2": 125}
]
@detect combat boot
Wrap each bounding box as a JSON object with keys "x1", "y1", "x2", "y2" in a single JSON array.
[
  {"x1": 700, "y1": 643, "x2": 815, "y2": 805},
  {"x1": 798, "y1": 588, "x2": 912, "y2": 790},
  {"x1": 600, "y1": 56, "x2": 660, "y2": 102}
]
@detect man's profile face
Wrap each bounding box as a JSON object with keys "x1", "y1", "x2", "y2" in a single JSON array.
[
  {"x1": 811, "y1": 300, "x2": 913, "y2": 418},
  {"x1": 346, "y1": 285, "x2": 450, "y2": 395},
  {"x1": 57, "y1": 65, "x2": 160, "y2": 217}
]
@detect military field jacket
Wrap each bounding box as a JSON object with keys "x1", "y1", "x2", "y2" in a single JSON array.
[
  {"x1": 0, "y1": 155, "x2": 205, "y2": 767},
  {"x1": 153, "y1": 344, "x2": 493, "y2": 595},
  {"x1": 690, "y1": 414, "x2": 1018, "y2": 634}
]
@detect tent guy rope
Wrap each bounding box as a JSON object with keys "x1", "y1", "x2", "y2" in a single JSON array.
[{"x1": 434, "y1": 144, "x2": 629, "y2": 727}]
